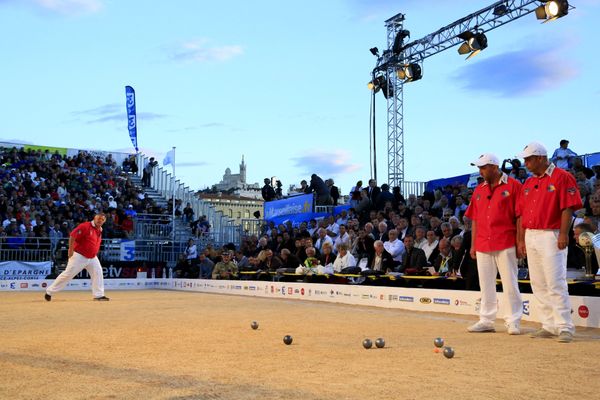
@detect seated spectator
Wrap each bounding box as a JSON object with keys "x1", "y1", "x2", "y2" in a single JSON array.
[
  {"x1": 448, "y1": 216, "x2": 463, "y2": 237},
  {"x1": 400, "y1": 234, "x2": 428, "y2": 275},
  {"x1": 361, "y1": 240, "x2": 394, "y2": 275},
  {"x1": 295, "y1": 247, "x2": 320, "y2": 275},
  {"x1": 183, "y1": 202, "x2": 194, "y2": 223},
  {"x1": 333, "y1": 243, "x2": 358, "y2": 274},
  {"x1": 383, "y1": 229, "x2": 405, "y2": 270},
  {"x1": 276, "y1": 248, "x2": 302, "y2": 275},
  {"x1": 197, "y1": 253, "x2": 214, "y2": 279},
  {"x1": 314, "y1": 228, "x2": 333, "y2": 254},
  {"x1": 173, "y1": 254, "x2": 191, "y2": 278},
  {"x1": 432, "y1": 238, "x2": 452, "y2": 275},
  {"x1": 211, "y1": 251, "x2": 237, "y2": 279},
  {"x1": 333, "y1": 224, "x2": 350, "y2": 252},
  {"x1": 318, "y1": 242, "x2": 336, "y2": 273},
  {"x1": 260, "y1": 249, "x2": 283, "y2": 272}
]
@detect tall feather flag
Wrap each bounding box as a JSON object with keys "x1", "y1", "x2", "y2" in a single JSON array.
[{"x1": 125, "y1": 86, "x2": 138, "y2": 151}]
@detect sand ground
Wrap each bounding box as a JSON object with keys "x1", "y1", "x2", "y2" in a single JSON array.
[{"x1": 1, "y1": 290, "x2": 599, "y2": 400}]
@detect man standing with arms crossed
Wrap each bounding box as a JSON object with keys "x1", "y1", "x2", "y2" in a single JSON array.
[
  {"x1": 45, "y1": 212, "x2": 110, "y2": 301},
  {"x1": 517, "y1": 142, "x2": 582, "y2": 343},
  {"x1": 465, "y1": 153, "x2": 523, "y2": 334}
]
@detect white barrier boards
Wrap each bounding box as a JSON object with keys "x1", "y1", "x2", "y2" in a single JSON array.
[{"x1": 2, "y1": 278, "x2": 599, "y2": 328}]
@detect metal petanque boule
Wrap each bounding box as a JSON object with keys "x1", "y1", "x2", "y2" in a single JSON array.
[
  {"x1": 251, "y1": 321, "x2": 259, "y2": 330},
  {"x1": 434, "y1": 337, "x2": 444, "y2": 348},
  {"x1": 283, "y1": 335, "x2": 293, "y2": 345},
  {"x1": 375, "y1": 338, "x2": 385, "y2": 348},
  {"x1": 363, "y1": 338, "x2": 373, "y2": 349},
  {"x1": 443, "y1": 346, "x2": 455, "y2": 359}
]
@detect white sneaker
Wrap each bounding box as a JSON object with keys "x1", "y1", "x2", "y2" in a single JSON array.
[
  {"x1": 467, "y1": 321, "x2": 496, "y2": 333},
  {"x1": 507, "y1": 323, "x2": 520, "y2": 335}
]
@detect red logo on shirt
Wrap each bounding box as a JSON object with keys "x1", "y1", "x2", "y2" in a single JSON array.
[{"x1": 578, "y1": 305, "x2": 589, "y2": 318}]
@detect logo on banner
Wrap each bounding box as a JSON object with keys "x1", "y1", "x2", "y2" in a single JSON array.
[
  {"x1": 578, "y1": 305, "x2": 589, "y2": 318},
  {"x1": 420, "y1": 297, "x2": 432, "y2": 304},
  {"x1": 434, "y1": 298, "x2": 450, "y2": 305},
  {"x1": 20, "y1": 283, "x2": 28, "y2": 288},
  {"x1": 288, "y1": 287, "x2": 293, "y2": 295},
  {"x1": 301, "y1": 288, "x2": 305, "y2": 296},
  {"x1": 522, "y1": 300, "x2": 530, "y2": 316},
  {"x1": 454, "y1": 299, "x2": 472, "y2": 307},
  {"x1": 399, "y1": 296, "x2": 414, "y2": 302}
]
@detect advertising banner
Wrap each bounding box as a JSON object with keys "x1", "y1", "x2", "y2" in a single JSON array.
[{"x1": 0, "y1": 261, "x2": 52, "y2": 280}]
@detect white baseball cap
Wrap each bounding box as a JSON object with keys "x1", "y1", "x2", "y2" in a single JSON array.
[
  {"x1": 470, "y1": 153, "x2": 500, "y2": 167},
  {"x1": 518, "y1": 141, "x2": 547, "y2": 158}
]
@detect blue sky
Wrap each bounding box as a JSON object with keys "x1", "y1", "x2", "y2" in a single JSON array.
[{"x1": 1, "y1": 0, "x2": 598, "y2": 195}]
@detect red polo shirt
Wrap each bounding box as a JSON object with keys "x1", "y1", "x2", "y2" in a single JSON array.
[
  {"x1": 465, "y1": 173, "x2": 521, "y2": 252},
  {"x1": 70, "y1": 221, "x2": 103, "y2": 258},
  {"x1": 520, "y1": 164, "x2": 582, "y2": 229}
]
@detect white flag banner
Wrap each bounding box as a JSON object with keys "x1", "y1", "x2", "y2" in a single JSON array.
[{"x1": 163, "y1": 149, "x2": 175, "y2": 166}]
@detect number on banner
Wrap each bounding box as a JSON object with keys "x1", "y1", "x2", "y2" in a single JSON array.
[{"x1": 120, "y1": 240, "x2": 135, "y2": 261}]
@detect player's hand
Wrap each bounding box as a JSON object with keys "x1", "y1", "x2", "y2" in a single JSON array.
[
  {"x1": 557, "y1": 233, "x2": 568, "y2": 250},
  {"x1": 517, "y1": 242, "x2": 527, "y2": 258},
  {"x1": 470, "y1": 248, "x2": 476, "y2": 260}
]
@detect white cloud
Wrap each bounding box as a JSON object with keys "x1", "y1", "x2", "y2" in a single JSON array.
[
  {"x1": 169, "y1": 39, "x2": 244, "y2": 63},
  {"x1": 33, "y1": 0, "x2": 103, "y2": 15},
  {"x1": 291, "y1": 150, "x2": 362, "y2": 177}
]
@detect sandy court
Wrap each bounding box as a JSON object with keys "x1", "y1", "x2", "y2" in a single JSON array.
[{"x1": 1, "y1": 290, "x2": 599, "y2": 400}]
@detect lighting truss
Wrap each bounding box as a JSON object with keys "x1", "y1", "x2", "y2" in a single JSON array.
[{"x1": 372, "y1": 0, "x2": 573, "y2": 187}]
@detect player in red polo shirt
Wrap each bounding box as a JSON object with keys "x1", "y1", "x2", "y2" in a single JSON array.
[
  {"x1": 45, "y1": 212, "x2": 110, "y2": 301},
  {"x1": 517, "y1": 142, "x2": 582, "y2": 343},
  {"x1": 465, "y1": 153, "x2": 523, "y2": 335}
]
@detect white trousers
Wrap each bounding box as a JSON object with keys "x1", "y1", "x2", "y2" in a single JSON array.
[
  {"x1": 46, "y1": 252, "x2": 105, "y2": 298},
  {"x1": 525, "y1": 229, "x2": 574, "y2": 334},
  {"x1": 476, "y1": 247, "x2": 522, "y2": 325}
]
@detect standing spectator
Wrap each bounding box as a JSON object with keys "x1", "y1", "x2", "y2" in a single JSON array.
[
  {"x1": 261, "y1": 178, "x2": 276, "y2": 202},
  {"x1": 465, "y1": 153, "x2": 523, "y2": 335},
  {"x1": 518, "y1": 142, "x2": 583, "y2": 343},
  {"x1": 349, "y1": 180, "x2": 363, "y2": 208},
  {"x1": 184, "y1": 238, "x2": 197, "y2": 261},
  {"x1": 308, "y1": 174, "x2": 331, "y2": 205},
  {"x1": 142, "y1": 157, "x2": 157, "y2": 187},
  {"x1": 367, "y1": 179, "x2": 381, "y2": 205},
  {"x1": 328, "y1": 179, "x2": 340, "y2": 206},
  {"x1": 550, "y1": 139, "x2": 577, "y2": 170}
]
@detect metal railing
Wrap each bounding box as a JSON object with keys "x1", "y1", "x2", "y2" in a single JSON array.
[
  {"x1": 136, "y1": 154, "x2": 241, "y2": 246},
  {"x1": 239, "y1": 219, "x2": 265, "y2": 238},
  {"x1": 0, "y1": 237, "x2": 216, "y2": 266}
]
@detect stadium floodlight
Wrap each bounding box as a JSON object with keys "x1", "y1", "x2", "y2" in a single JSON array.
[
  {"x1": 535, "y1": 0, "x2": 569, "y2": 22},
  {"x1": 397, "y1": 63, "x2": 422, "y2": 82},
  {"x1": 370, "y1": 47, "x2": 380, "y2": 56},
  {"x1": 457, "y1": 31, "x2": 488, "y2": 60},
  {"x1": 368, "y1": 74, "x2": 393, "y2": 98},
  {"x1": 493, "y1": 4, "x2": 509, "y2": 16}
]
